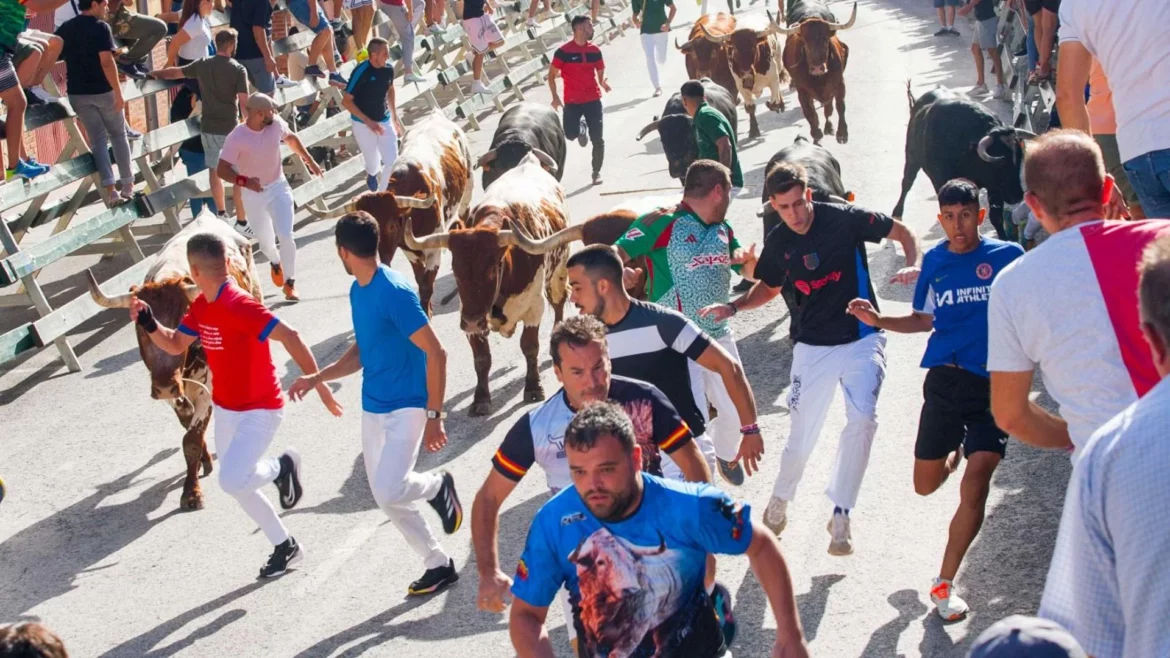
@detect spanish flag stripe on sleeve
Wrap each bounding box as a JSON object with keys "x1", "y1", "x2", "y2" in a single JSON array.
[
  {"x1": 658, "y1": 424, "x2": 690, "y2": 452},
  {"x1": 492, "y1": 450, "x2": 528, "y2": 478}
]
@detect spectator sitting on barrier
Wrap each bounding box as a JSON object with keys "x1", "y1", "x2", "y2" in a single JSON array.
[
  {"x1": 170, "y1": 86, "x2": 216, "y2": 218},
  {"x1": 377, "y1": 0, "x2": 426, "y2": 83},
  {"x1": 459, "y1": 0, "x2": 504, "y2": 95},
  {"x1": 54, "y1": 0, "x2": 167, "y2": 80},
  {"x1": 230, "y1": 0, "x2": 299, "y2": 94},
  {"x1": 0, "y1": 623, "x2": 69, "y2": 658},
  {"x1": 14, "y1": 28, "x2": 64, "y2": 106},
  {"x1": 59, "y1": 0, "x2": 137, "y2": 204},
  {"x1": 0, "y1": 117, "x2": 51, "y2": 178},
  {"x1": 284, "y1": 0, "x2": 348, "y2": 87},
  {"x1": 958, "y1": 0, "x2": 1005, "y2": 100}
]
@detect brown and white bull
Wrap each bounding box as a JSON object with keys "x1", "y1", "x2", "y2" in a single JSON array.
[
  {"x1": 403, "y1": 152, "x2": 569, "y2": 416},
  {"x1": 776, "y1": 1, "x2": 856, "y2": 145},
  {"x1": 701, "y1": 13, "x2": 789, "y2": 139},
  {"x1": 675, "y1": 14, "x2": 740, "y2": 101},
  {"x1": 86, "y1": 212, "x2": 262, "y2": 511},
  {"x1": 569, "y1": 529, "x2": 685, "y2": 657}
]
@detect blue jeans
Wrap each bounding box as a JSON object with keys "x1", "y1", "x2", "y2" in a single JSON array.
[
  {"x1": 179, "y1": 148, "x2": 217, "y2": 217},
  {"x1": 1026, "y1": 14, "x2": 1038, "y2": 71},
  {"x1": 1124, "y1": 148, "x2": 1170, "y2": 218}
]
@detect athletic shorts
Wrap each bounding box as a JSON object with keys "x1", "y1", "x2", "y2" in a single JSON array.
[
  {"x1": 11, "y1": 38, "x2": 37, "y2": 69},
  {"x1": 287, "y1": 0, "x2": 331, "y2": 34},
  {"x1": 463, "y1": 15, "x2": 504, "y2": 54},
  {"x1": 202, "y1": 133, "x2": 229, "y2": 168},
  {"x1": 914, "y1": 366, "x2": 1007, "y2": 461},
  {"x1": 344, "y1": 0, "x2": 374, "y2": 9},
  {"x1": 971, "y1": 16, "x2": 997, "y2": 49},
  {"x1": 1024, "y1": 0, "x2": 1058, "y2": 14},
  {"x1": 932, "y1": 0, "x2": 962, "y2": 7}
]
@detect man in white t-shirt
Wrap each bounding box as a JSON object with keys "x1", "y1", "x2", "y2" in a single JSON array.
[
  {"x1": 987, "y1": 130, "x2": 1170, "y2": 461},
  {"x1": 1055, "y1": 0, "x2": 1170, "y2": 218}
]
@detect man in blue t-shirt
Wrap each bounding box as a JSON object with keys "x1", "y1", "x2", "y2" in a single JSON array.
[
  {"x1": 288, "y1": 212, "x2": 463, "y2": 596},
  {"x1": 509, "y1": 401, "x2": 809, "y2": 658},
  {"x1": 846, "y1": 179, "x2": 1023, "y2": 624}
]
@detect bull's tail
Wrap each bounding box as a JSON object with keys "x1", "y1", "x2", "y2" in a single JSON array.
[{"x1": 905, "y1": 79, "x2": 915, "y2": 113}]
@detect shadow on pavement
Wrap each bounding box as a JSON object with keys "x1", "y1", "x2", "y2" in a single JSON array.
[
  {"x1": 860, "y1": 588, "x2": 929, "y2": 657},
  {"x1": 734, "y1": 316, "x2": 792, "y2": 416},
  {"x1": 732, "y1": 569, "x2": 844, "y2": 654}
]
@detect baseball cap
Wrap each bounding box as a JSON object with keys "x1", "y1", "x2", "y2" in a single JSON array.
[
  {"x1": 245, "y1": 92, "x2": 278, "y2": 111},
  {"x1": 967, "y1": 616, "x2": 1087, "y2": 658}
]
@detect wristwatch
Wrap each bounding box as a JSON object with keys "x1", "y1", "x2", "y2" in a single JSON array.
[{"x1": 426, "y1": 409, "x2": 447, "y2": 420}]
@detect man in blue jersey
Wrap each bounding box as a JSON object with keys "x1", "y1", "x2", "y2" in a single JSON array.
[
  {"x1": 340, "y1": 37, "x2": 403, "y2": 192},
  {"x1": 288, "y1": 212, "x2": 462, "y2": 596},
  {"x1": 845, "y1": 179, "x2": 1024, "y2": 622},
  {"x1": 509, "y1": 402, "x2": 809, "y2": 658}
]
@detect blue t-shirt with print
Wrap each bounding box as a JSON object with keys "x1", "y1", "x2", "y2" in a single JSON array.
[
  {"x1": 511, "y1": 474, "x2": 752, "y2": 657},
  {"x1": 350, "y1": 265, "x2": 429, "y2": 413},
  {"x1": 913, "y1": 237, "x2": 1024, "y2": 377}
]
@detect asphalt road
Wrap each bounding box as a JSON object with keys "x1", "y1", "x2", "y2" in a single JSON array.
[{"x1": 0, "y1": 0, "x2": 1072, "y2": 655}]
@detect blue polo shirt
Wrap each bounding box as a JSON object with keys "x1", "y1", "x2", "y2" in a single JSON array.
[
  {"x1": 351, "y1": 265, "x2": 429, "y2": 413},
  {"x1": 913, "y1": 237, "x2": 1024, "y2": 377}
]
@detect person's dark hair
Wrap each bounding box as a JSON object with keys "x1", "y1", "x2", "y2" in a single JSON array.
[
  {"x1": 571, "y1": 15, "x2": 591, "y2": 29},
  {"x1": 937, "y1": 178, "x2": 980, "y2": 209},
  {"x1": 367, "y1": 36, "x2": 389, "y2": 54},
  {"x1": 77, "y1": 0, "x2": 101, "y2": 12},
  {"x1": 335, "y1": 212, "x2": 379, "y2": 258},
  {"x1": 170, "y1": 86, "x2": 197, "y2": 123},
  {"x1": 1023, "y1": 129, "x2": 1106, "y2": 220},
  {"x1": 0, "y1": 622, "x2": 70, "y2": 658},
  {"x1": 684, "y1": 159, "x2": 731, "y2": 198},
  {"x1": 215, "y1": 28, "x2": 237, "y2": 50},
  {"x1": 1139, "y1": 234, "x2": 1170, "y2": 346},
  {"x1": 550, "y1": 315, "x2": 608, "y2": 367},
  {"x1": 186, "y1": 232, "x2": 227, "y2": 269},
  {"x1": 764, "y1": 161, "x2": 809, "y2": 197},
  {"x1": 565, "y1": 401, "x2": 635, "y2": 454},
  {"x1": 566, "y1": 244, "x2": 623, "y2": 287},
  {"x1": 680, "y1": 80, "x2": 705, "y2": 100}
]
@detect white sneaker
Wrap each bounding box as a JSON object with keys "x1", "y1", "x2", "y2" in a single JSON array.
[
  {"x1": 234, "y1": 220, "x2": 256, "y2": 239},
  {"x1": 428, "y1": 23, "x2": 445, "y2": 34},
  {"x1": 526, "y1": 17, "x2": 538, "y2": 27},
  {"x1": 471, "y1": 80, "x2": 491, "y2": 95},
  {"x1": 403, "y1": 72, "x2": 427, "y2": 83},
  {"x1": 970, "y1": 83, "x2": 989, "y2": 96},
  {"x1": 992, "y1": 84, "x2": 1006, "y2": 100},
  {"x1": 930, "y1": 577, "x2": 969, "y2": 621},
  {"x1": 763, "y1": 497, "x2": 788, "y2": 536},
  {"x1": 29, "y1": 85, "x2": 58, "y2": 103},
  {"x1": 827, "y1": 511, "x2": 853, "y2": 556},
  {"x1": 274, "y1": 74, "x2": 299, "y2": 89}
]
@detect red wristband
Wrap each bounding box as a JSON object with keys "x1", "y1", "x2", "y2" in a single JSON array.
[{"x1": 235, "y1": 175, "x2": 248, "y2": 187}]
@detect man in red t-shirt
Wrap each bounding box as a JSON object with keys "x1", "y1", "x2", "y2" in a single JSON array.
[
  {"x1": 129, "y1": 231, "x2": 342, "y2": 579},
  {"x1": 549, "y1": 15, "x2": 610, "y2": 186}
]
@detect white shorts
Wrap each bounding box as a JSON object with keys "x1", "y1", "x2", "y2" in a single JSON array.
[
  {"x1": 463, "y1": 14, "x2": 504, "y2": 53},
  {"x1": 344, "y1": 0, "x2": 374, "y2": 9}
]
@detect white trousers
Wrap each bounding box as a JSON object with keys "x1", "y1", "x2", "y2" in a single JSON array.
[
  {"x1": 640, "y1": 32, "x2": 669, "y2": 89},
  {"x1": 772, "y1": 333, "x2": 887, "y2": 510},
  {"x1": 241, "y1": 179, "x2": 297, "y2": 282},
  {"x1": 688, "y1": 331, "x2": 744, "y2": 462},
  {"x1": 352, "y1": 119, "x2": 399, "y2": 192},
  {"x1": 213, "y1": 405, "x2": 289, "y2": 545},
  {"x1": 361, "y1": 408, "x2": 449, "y2": 569},
  {"x1": 661, "y1": 432, "x2": 717, "y2": 481}
]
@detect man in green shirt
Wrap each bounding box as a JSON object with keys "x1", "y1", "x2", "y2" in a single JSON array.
[
  {"x1": 631, "y1": 0, "x2": 674, "y2": 96},
  {"x1": 681, "y1": 79, "x2": 743, "y2": 189}
]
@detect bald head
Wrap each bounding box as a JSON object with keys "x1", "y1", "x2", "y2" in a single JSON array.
[{"x1": 1023, "y1": 130, "x2": 1107, "y2": 224}]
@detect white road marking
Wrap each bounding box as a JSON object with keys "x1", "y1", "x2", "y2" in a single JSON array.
[{"x1": 292, "y1": 523, "x2": 379, "y2": 599}]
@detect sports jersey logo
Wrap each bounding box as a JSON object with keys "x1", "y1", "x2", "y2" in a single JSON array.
[
  {"x1": 687, "y1": 253, "x2": 732, "y2": 270},
  {"x1": 794, "y1": 280, "x2": 811, "y2": 295},
  {"x1": 794, "y1": 270, "x2": 842, "y2": 295},
  {"x1": 516, "y1": 559, "x2": 529, "y2": 581},
  {"x1": 803, "y1": 253, "x2": 820, "y2": 270},
  {"x1": 685, "y1": 234, "x2": 698, "y2": 244},
  {"x1": 976, "y1": 263, "x2": 993, "y2": 280},
  {"x1": 549, "y1": 435, "x2": 566, "y2": 459},
  {"x1": 718, "y1": 498, "x2": 747, "y2": 542},
  {"x1": 561, "y1": 512, "x2": 586, "y2": 526},
  {"x1": 624, "y1": 227, "x2": 645, "y2": 240},
  {"x1": 717, "y1": 227, "x2": 729, "y2": 243}
]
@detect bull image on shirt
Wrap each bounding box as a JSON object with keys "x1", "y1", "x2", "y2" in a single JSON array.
[{"x1": 622, "y1": 399, "x2": 663, "y2": 476}]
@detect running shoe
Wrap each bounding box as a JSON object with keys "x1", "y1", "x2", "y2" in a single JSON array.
[
  {"x1": 427, "y1": 471, "x2": 463, "y2": 534},
  {"x1": 6, "y1": 160, "x2": 47, "y2": 181},
  {"x1": 762, "y1": 497, "x2": 788, "y2": 536},
  {"x1": 24, "y1": 88, "x2": 44, "y2": 106},
  {"x1": 827, "y1": 510, "x2": 853, "y2": 556},
  {"x1": 930, "y1": 577, "x2": 970, "y2": 621},
  {"x1": 578, "y1": 116, "x2": 589, "y2": 147},
  {"x1": 408, "y1": 558, "x2": 459, "y2": 596},
  {"x1": 653, "y1": 87, "x2": 663, "y2": 97},
  {"x1": 258, "y1": 537, "x2": 304, "y2": 578},
  {"x1": 712, "y1": 582, "x2": 737, "y2": 648},
  {"x1": 933, "y1": 27, "x2": 949, "y2": 37},
  {"x1": 29, "y1": 85, "x2": 58, "y2": 104},
  {"x1": 329, "y1": 72, "x2": 348, "y2": 87},
  {"x1": 717, "y1": 458, "x2": 745, "y2": 486},
  {"x1": 119, "y1": 182, "x2": 135, "y2": 202},
  {"x1": 117, "y1": 61, "x2": 146, "y2": 79},
  {"x1": 275, "y1": 74, "x2": 300, "y2": 89},
  {"x1": 283, "y1": 280, "x2": 300, "y2": 302},
  {"x1": 970, "y1": 83, "x2": 989, "y2": 96},
  {"x1": 732, "y1": 278, "x2": 753, "y2": 293},
  {"x1": 403, "y1": 72, "x2": 427, "y2": 83},
  {"x1": 367, "y1": 173, "x2": 379, "y2": 192},
  {"x1": 592, "y1": 171, "x2": 602, "y2": 186},
  {"x1": 235, "y1": 220, "x2": 256, "y2": 239},
  {"x1": 274, "y1": 448, "x2": 303, "y2": 510},
  {"x1": 304, "y1": 64, "x2": 326, "y2": 79},
  {"x1": 947, "y1": 27, "x2": 960, "y2": 36},
  {"x1": 428, "y1": 23, "x2": 445, "y2": 34},
  {"x1": 271, "y1": 263, "x2": 285, "y2": 288},
  {"x1": 992, "y1": 84, "x2": 1006, "y2": 100},
  {"x1": 526, "y1": 16, "x2": 538, "y2": 27},
  {"x1": 126, "y1": 126, "x2": 143, "y2": 140},
  {"x1": 471, "y1": 79, "x2": 491, "y2": 95}
]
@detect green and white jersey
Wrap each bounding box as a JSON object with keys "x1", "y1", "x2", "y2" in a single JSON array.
[{"x1": 615, "y1": 203, "x2": 741, "y2": 338}]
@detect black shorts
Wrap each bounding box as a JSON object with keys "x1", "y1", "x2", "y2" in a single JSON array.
[
  {"x1": 1024, "y1": 0, "x2": 1059, "y2": 14},
  {"x1": 914, "y1": 366, "x2": 1007, "y2": 461}
]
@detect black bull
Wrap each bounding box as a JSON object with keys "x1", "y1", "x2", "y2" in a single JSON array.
[
  {"x1": 635, "y1": 78, "x2": 738, "y2": 182},
  {"x1": 477, "y1": 102, "x2": 568, "y2": 190}
]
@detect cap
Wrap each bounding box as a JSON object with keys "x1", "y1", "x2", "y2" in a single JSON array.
[
  {"x1": 968, "y1": 616, "x2": 1087, "y2": 658},
  {"x1": 245, "y1": 92, "x2": 278, "y2": 111}
]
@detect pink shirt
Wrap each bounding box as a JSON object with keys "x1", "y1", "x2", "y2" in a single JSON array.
[
  {"x1": 1087, "y1": 59, "x2": 1117, "y2": 136},
  {"x1": 219, "y1": 117, "x2": 292, "y2": 186}
]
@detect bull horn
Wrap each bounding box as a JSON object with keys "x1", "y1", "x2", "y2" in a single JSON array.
[
  {"x1": 825, "y1": 1, "x2": 858, "y2": 30},
  {"x1": 827, "y1": 194, "x2": 849, "y2": 204},
  {"x1": 308, "y1": 200, "x2": 358, "y2": 220},
  {"x1": 1014, "y1": 128, "x2": 1038, "y2": 140},
  {"x1": 531, "y1": 149, "x2": 559, "y2": 174},
  {"x1": 763, "y1": 10, "x2": 782, "y2": 35},
  {"x1": 183, "y1": 285, "x2": 201, "y2": 302},
  {"x1": 636, "y1": 120, "x2": 661, "y2": 141},
  {"x1": 699, "y1": 24, "x2": 731, "y2": 44},
  {"x1": 395, "y1": 194, "x2": 437, "y2": 209},
  {"x1": 674, "y1": 36, "x2": 691, "y2": 50},
  {"x1": 506, "y1": 223, "x2": 583, "y2": 255},
  {"x1": 476, "y1": 150, "x2": 498, "y2": 169},
  {"x1": 977, "y1": 134, "x2": 1005, "y2": 162},
  {"x1": 86, "y1": 269, "x2": 134, "y2": 308},
  {"x1": 403, "y1": 218, "x2": 451, "y2": 251},
  {"x1": 631, "y1": 531, "x2": 668, "y2": 556}
]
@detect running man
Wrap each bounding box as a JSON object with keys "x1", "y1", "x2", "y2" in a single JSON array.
[
  {"x1": 508, "y1": 402, "x2": 809, "y2": 658},
  {"x1": 844, "y1": 179, "x2": 1023, "y2": 620},
  {"x1": 700, "y1": 162, "x2": 920, "y2": 555},
  {"x1": 472, "y1": 316, "x2": 711, "y2": 652},
  {"x1": 459, "y1": 0, "x2": 504, "y2": 95},
  {"x1": 217, "y1": 92, "x2": 323, "y2": 302},
  {"x1": 680, "y1": 81, "x2": 743, "y2": 190},
  {"x1": 549, "y1": 15, "x2": 609, "y2": 186},
  {"x1": 342, "y1": 37, "x2": 404, "y2": 192},
  {"x1": 128, "y1": 231, "x2": 341, "y2": 578},
  {"x1": 288, "y1": 212, "x2": 463, "y2": 596},
  {"x1": 630, "y1": 0, "x2": 674, "y2": 96},
  {"x1": 614, "y1": 160, "x2": 758, "y2": 485}
]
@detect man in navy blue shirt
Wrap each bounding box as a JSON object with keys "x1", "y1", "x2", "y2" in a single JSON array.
[
  {"x1": 846, "y1": 179, "x2": 1024, "y2": 623},
  {"x1": 288, "y1": 212, "x2": 463, "y2": 596},
  {"x1": 341, "y1": 37, "x2": 402, "y2": 192}
]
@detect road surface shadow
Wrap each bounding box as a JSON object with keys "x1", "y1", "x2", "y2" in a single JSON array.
[
  {"x1": 860, "y1": 588, "x2": 929, "y2": 657},
  {"x1": 284, "y1": 453, "x2": 378, "y2": 517},
  {"x1": 734, "y1": 316, "x2": 793, "y2": 416},
  {"x1": 732, "y1": 570, "x2": 844, "y2": 654}
]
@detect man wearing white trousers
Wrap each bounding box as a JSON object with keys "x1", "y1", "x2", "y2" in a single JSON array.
[
  {"x1": 217, "y1": 92, "x2": 324, "y2": 302},
  {"x1": 343, "y1": 38, "x2": 404, "y2": 193},
  {"x1": 129, "y1": 231, "x2": 342, "y2": 579},
  {"x1": 290, "y1": 212, "x2": 464, "y2": 596},
  {"x1": 631, "y1": 0, "x2": 674, "y2": 96},
  {"x1": 705, "y1": 161, "x2": 920, "y2": 556}
]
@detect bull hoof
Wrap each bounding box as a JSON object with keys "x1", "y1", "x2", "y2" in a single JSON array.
[
  {"x1": 824, "y1": 121, "x2": 835, "y2": 136},
  {"x1": 469, "y1": 399, "x2": 492, "y2": 417},
  {"x1": 200, "y1": 455, "x2": 214, "y2": 478},
  {"x1": 181, "y1": 491, "x2": 205, "y2": 511},
  {"x1": 837, "y1": 129, "x2": 849, "y2": 145},
  {"x1": 767, "y1": 102, "x2": 783, "y2": 113},
  {"x1": 811, "y1": 133, "x2": 824, "y2": 145},
  {"x1": 524, "y1": 386, "x2": 546, "y2": 403}
]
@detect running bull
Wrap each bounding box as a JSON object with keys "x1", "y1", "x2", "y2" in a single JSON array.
[
  {"x1": 892, "y1": 83, "x2": 1034, "y2": 239},
  {"x1": 776, "y1": 0, "x2": 856, "y2": 144},
  {"x1": 636, "y1": 78, "x2": 738, "y2": 182},
  {"x1": 476, "y1": 102, "x2": 566, "y2": 190},
  {"x1": 85, "y1": 212, "x2": 263, "y2": 511},
  {"x1": 405, "y1": 152, "x2": 569, "y2": 416},
  {"x1": 674, "y1": 13, "x2": 740, "y2": 101},
  {"x1": 695, "y1": 13, "x2": 789, "y2": 139}
]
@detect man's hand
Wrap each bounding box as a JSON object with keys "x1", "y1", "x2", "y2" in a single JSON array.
[
  {"x1": 698, "y1": 303, "x2": 735, "y2": 323},
  {"x1": 305, "y1": 158, "x2": 324, "y2": 176},
  {"x1": 113, "y1": 94, "x2": 125, "y2": 113},
  {"x1": 129, "y1": 297, "x2": 149, "y2": 323},
  {"x1": 845, "y1": 298, "x2": 881, "y2": 327},
  {"x1": 478, "y1": 569, "x2": 515, "y2": 613},
  {"x1": 551, "y1": 96, "x2": 563, "y2": 111},
  {"x1": 423, "y1": 418, "x2": 448, "y2": 452},
  {"x1": 309, "y1": 7, "x2": 319, "y2": 27},
  {"x1": 735, "y1": 431, "x2": 764, "y2": 476},
  {"x1": 957, "y1": 2, "x2": 972, "y2": 17},
  {"x1": 484, "y1": 2, "x2": 494, "y2": 13},
  {"x1": 661, "y1": 22, "x2": 670, "y2": 31},
  {"x1": 600, "y1": 79, "x2": 611, "y2": 93},
  {"x1": 621, "y1": 266, "x2": 643, "y2": 290},
  {"x1": 366, "y1": 120, "x2": 386, "y2": 135},
  {"x1": 245, "y1": 176, "x2": 264, "y2": 192},
  {"x1": 1104, "y1": 191, "x2": 1130, "y2": 220},
  {"x1": 732, "y1": 243, "x2": 757, "y2": 266},
  {"x1": 317, "y1": 384, "x2": 344, "y2": 417},
  {"x1": 889, "y1": 266, "x2": 920, "y2": 285},
  {"x1": 288, "y1": 373, "x2": 319, "y2": 401},
  {"x1": 394, "y1": 117, "x2": 405, "y2": 136},
  {"x1": 264, "y1": 55, "x2": 277, "y2": 73}
]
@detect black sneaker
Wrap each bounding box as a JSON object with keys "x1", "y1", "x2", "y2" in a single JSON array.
[
  {"x1": 274, "y1": 448, "x2": 303, "y2": 510},
  {"x1": 947, "y1": 27, "x2": 960, "y2": 36},
  {"x1": 117, "y1": 61, "x2": 146, "y2": 79},
  {"x1": 933, "y1": 27, "x2": 949, "y2": 37},
  {"x1": 578, "y1": 117, "x2": 589, "y2": 147},
  {"x1": 712, "y1": 582, "x2": 737, "y2": 648},
  {"x1": 426, "y1": 471, "x2": 463, "y2": 534},
  {"x1": 259, "y1": 537, "x2": 304, "y2": 578},
  {"x1": 592, "y1": 171, "x2": 602, "y2": 186},
  {"x1": 407, "y1": 558, "x2": 458, "y2": 596},
  {"x1": 732, "y1": 278, "x2": 754, "y2": 293}
]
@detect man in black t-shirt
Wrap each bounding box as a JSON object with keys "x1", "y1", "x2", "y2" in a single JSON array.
[
  {"x1": 231, "y1": 0, "x2": 295, "y2": 94},
  {"x1": 958, "y1": 0, "x2": 1004, "y2": 98},
  {"x1": 699, "y1": 162, "x2": 921, "y2": 556}
]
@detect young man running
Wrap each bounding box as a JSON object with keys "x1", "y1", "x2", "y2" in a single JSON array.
[
  {"x1": 845, "y1": 179, "x2": 1023, "y2": 620},
  {"x1": 342, "y1": 37, "x2": 404, "y2": 193},
  {"x1": 680, "y1": 82, "x2": 743, "y2": 190},
  {"x1": 630, "y1": 0, "x2": 674, "y2": 96},
  {"x1": 549, "y1": 15, "x2": 609, "y2": 186},
  {"x1": 128, "y1": 231, "x2": 341, "y2": 578},
  {"x1": 288, "y1": 212, "x2": 463, "y2": 596}
]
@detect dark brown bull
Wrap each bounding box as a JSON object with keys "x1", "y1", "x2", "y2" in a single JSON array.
[
  {"x1": 675, "y1": 14, "x2": 739, "y2": 101},
  {"x1": 777, "y1": 0, "x2": 856, "y2": 144}
]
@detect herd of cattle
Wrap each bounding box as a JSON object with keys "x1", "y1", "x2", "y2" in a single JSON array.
[{"x1": 82, "y1": 0, "x2": 1039, "y2": 512}]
